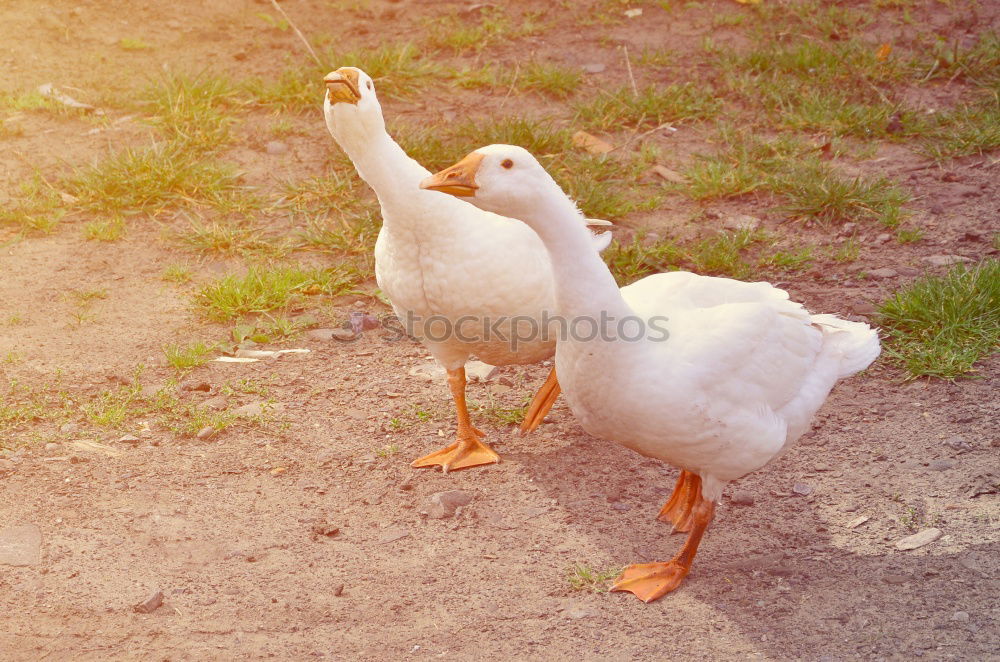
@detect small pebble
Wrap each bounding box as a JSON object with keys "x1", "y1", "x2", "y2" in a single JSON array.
[
  {"x1": 45, "y1": 443, "x2": 59, "y2": 453},
  {"x1": 792, "y1": 483, "x2": 814, "y2": 497},
  {"x1": 942, "y1": 436, "x2": 973, "y2": 452},
  {"x1": 730, "y1": 491, "x2": 755, "y2": 506},
  {"x1": 928, "y1": 459, "x2": 955, "y2": 471},
  {"x1": 895, "y1": 528, "x2": 942, "y2": 551},
  {"x1": 133, "y1": 590, "x2": 164, "y2": 614},
  {"x1": 265, "y1": 140, "x2": 288, "y2": 155},
  {"x1": 951, "y1": 611, "x2": 970, "y2": 622}
]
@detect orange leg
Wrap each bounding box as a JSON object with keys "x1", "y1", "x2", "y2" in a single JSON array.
[
  {"x1": 656, "y1": 470, "x2": 699, "y2": 533},
  {"x1": 519, "y1": 367, "x2": 560, "y2": 435},
  {"x1": 611, "y1": 492, "x2": 716, "y2": 603},
  {"x1": 412, "y1": 366, "x2": 499, "y2": 473}
]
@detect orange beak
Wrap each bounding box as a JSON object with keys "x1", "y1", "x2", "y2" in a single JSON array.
[
  {"x1": 419, "y1": 152, "x2": 484, "y2": 197},
  {"x1": 324, "y1": 68, "x2": 361, "y2": 105}
]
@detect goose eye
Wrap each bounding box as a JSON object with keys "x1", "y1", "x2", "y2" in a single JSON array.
[
  {"x1": 501, "y1": 159, "x2": 513, "y2": 169},
  {"x1": 366, "y1": 80, "x2": 373, "y2": 90}
]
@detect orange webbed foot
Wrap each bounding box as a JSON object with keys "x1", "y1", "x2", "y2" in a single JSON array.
[
  {"x1": 411, "y1": 432, "x2": 499, "y2": 472},
  {"x1": 610, "y1": 561, "x2": 690, "y2": 603}
]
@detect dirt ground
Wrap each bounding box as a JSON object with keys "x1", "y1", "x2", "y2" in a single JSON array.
[{"x1": 1, "y1": 0, "x2": 998, "y2": 660}]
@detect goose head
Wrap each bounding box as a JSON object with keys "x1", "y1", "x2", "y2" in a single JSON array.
[
  {"x1": 419, "y1": 144, "x2": 562, "y2": 226},
  {"x1": 322, "y1": 67, "x2": 386, "y2": 146}
]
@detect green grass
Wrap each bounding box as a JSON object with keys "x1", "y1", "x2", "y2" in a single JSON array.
[
  {"x1": 0, "y1": 176, "x2": 63, "y2": 235},
  {"x1": 920, "y1": 95, "x2": 1000, "y2": 161},
  {"x1": 281, "y1": 172, "x2": 368, "y2": 215},
  {"x1": 424, "y1": 7, "x2": 542, "y2": 54},
  {"x1": 574, "y1": 83, "x2": 721, "y2": 130},
  {"x1": 164, "y1": 342, "x2": 216, "y2": 372},
  {"x1": 679, "y1": 131, "x2": 910, "y2": 227},
  {"x1": 896, "y1": 227, "x2": 924, "y2": 244},
  {"x1": 142, "y1": 73, "x2": 239, "y2": 151},
  {"x1": 771, "y1": 161, "x2": 910, "y2": 228},
  {"x1": 162, "y1": 264, "x2": 193, "y2": 284},
  {"x1": 66, "y1": 143, "x2": 246, "y2": 215},
  {"x1": 518, "y1": 62, "x2": 582, "y2": 98},
  {"x1": 916, "y1": 31, "x2": 999, "y2": 89},
  {"x1": 245, "y1": 42, "x2": 439, "y2": 111},
  {"x1": 196, "y1": 265, "x2": 360, "y2": 320},
  {"x1": 604, "y1": 228, "x2": 816, "y2": 285},
  {"x1": 0, "y1": 90, "x2": 89, "y2": 117},
  {"x1": 830, "y1": 237, "x2": 861, "y2": 263},
  {"x1": 566, "y1": 563, "x2": 623, "y2": 593},
  {"x1": 83, "y1": 217, "x2": 126, "y2": 241},
  {"x1": 297, "y1": 210, "x2": 380, "y2": 259},
  {"x1": 877, "y1": 259, "x2": 999, "y2": 379},
  {"x1": 119, "y1": 37, "x2": 152, "y2": 51},
  {"x1": 177, "y1": 217, "x2": 288, "y2": 257}
]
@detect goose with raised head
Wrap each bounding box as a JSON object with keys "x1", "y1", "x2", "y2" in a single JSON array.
[
  {"x1": 420, "y1": 144, "x2": 880, "y2": 601},
  {"x1": 322, "y1": 68, "x2": 610, "y2": 472}
]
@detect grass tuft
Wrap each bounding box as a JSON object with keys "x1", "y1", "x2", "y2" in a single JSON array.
[
  {"x1": 196, "y1": 265, "x2": 360, "y2": 320},
  {"x1": 67, "y1": 143, "x2": 244, "y2": 215},
  {"x1": 83, "y1": 217, "x2": 126, "y2": 241},
  {"x1": 877, "y1": 259, "x2": 999, "y2": 379},
  {"x1": 575, "y1": 84, "x2": 721, "y2": 130},
  {"x1": 142, "y1": 73, "x2": 239, "y2": 151},
  {"x1": 164, "y1": 342, "x2": 216, "y2": 372},
  {"x1": 566, "y1": 563, "x2": 623, "y2": 593}
]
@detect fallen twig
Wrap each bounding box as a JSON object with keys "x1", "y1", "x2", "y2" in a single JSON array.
[
  {"x1": 269, "y1": 0, "x2": 323, "y2": 68},
  {"x1": 622, "y1": 46, "x2": 638, "y2": 97}
]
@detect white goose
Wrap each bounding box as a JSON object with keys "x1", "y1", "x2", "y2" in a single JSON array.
[
  {"x1": 421, "y1": 144, "x2": 880, "y2": 601},
  {"x1": 322, "y1": 68, "x2": 610, "y2": 471}
]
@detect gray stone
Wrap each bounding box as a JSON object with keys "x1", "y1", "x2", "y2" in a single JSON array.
[
  {"x1": 133, "y1": 590, "x2": 164, "y2": 614},
  {"x1": 722, "y1": 214, "x2": 761, "y2": 232},
  {"x1": 331, "y1": 328, "x2": 357, "y2": 341},
  {"x1": 730, "y1": 491, "x2": 754, "y2": 506},
  {"x1": 235, "y1": 402, "x2": 266, "y2": 418},
  {"x1": 307, "y1": 328, "x2": 338, "y2": 341},
  {"x1": 59, "y1": 422, "x2": 79, "y2": 434},
  {"x1": 951, "y1": 611, "x2": 970, "y2": 622},
  {"x1": 582, "y1": 63, "x2": 606, "y2": 74},
  {"x1": 200, "y1": 395, "x2": 227, "y2": 411},
  {"x1": 875, "y1": 233, "x2": 892, "y2": 244},
  {"x1": 265, "y1": 140, "x2": 288, "y2": 155},
  {"x1": 928, "y1": 459, "x2": 955, "y2": 471},
  {"x1": 867, "y1": 268, "x2": 898, "y2": 279},
  {"x1": 792, "y1": 483, "x2": 814, "y2": 497},
  {"x1": 378, "y1": 527, "x2": 410, "y2": 543},
  {"x1": 196, "y1": 426, "x2": 217, "y2": 440},
  {"x1": 895, "y1": 528, "x2": 942, "y2": 551},
  {"x1": 923, "y1": 254, "x2": 972, "y2": 267},
  {"x1": 611, "y1": 502, "x2": 631, "y2": 512},
  {"x1": 566, "y1": 605, "x2": 598, "y2": 619},
  {"x1": 424, "y1": 490, "x2": 474, "y2": 519},
  {"x1": 942, "y1": 436, "x2": 973, "y2": 452},
  {"x1": 0, "y1": 524, "x2": 42, "y2": 566}
]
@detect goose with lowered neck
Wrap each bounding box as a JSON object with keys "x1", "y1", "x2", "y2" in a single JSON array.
[
  {"x1": 421, "y1": 144, "x2": 881, "y2": 601},
  {"x1": 322, "y1": 69, "x2": 610, "y2": 472}
]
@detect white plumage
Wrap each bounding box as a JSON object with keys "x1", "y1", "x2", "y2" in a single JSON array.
[
  {"x1": 321, "y1": 68, "x2": 608, "y2": 471},
  {"x1": 421, "y1": 144, "x2": 880, "y2": 601}
]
